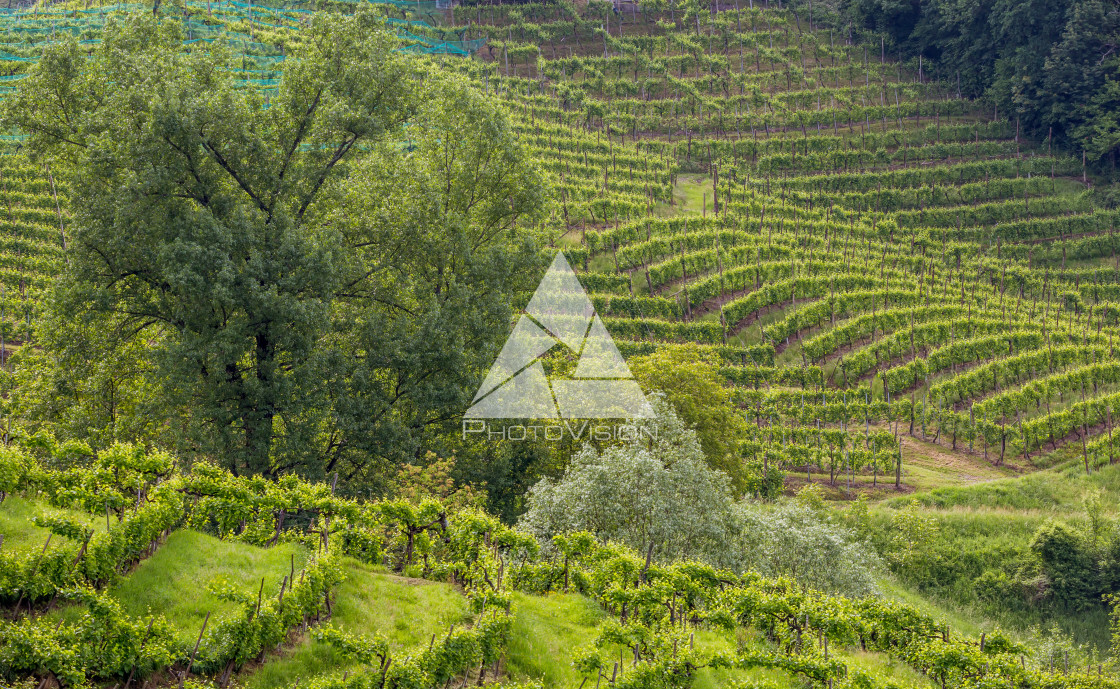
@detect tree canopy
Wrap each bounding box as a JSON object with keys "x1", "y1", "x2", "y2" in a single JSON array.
[
  {"x1": 627, "y1": 344, "x2": 751, "y2": 491},
  {"x1": 517, "y1": 395, "x2": 737, "y2": 564},
  {"x1": 518, "y1": 396, "x2": 882, "y2": 596},
  {"x1": 835, "y1": 0, "x2": 1120, "y2": 166},
  {"x1": 3, "y1": 10, "x2": 547, "y2": 485}
]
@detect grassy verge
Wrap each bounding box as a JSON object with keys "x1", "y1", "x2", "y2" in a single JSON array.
[
  {"x1": 881, "y1": 461, "x2": 1120, "y2": 513},
  {"x1": 505, "y1": 592, "x2": 606, "y2": 686}
]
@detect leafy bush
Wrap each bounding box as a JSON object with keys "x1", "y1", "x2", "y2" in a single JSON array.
[
  {"x1": 886, "y1": 499, "x2": 941, "y2": 572},
  {"x1": 1030, "y1": 520, "x2": 1099, "y2": 611},
  {"x1": 1102, "y1": 527, "x2": 1120, "y2": 594},
  {"x1": 520, "y1": 397, "x2": 880, "y2": 596}
]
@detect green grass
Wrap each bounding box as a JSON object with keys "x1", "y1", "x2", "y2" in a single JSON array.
[
  {"x1": 878, "y1": 575, "x2": 990, "y2": 639},
  {"x1": 673, "y1": 174, "x2": 714, "y2": 214},
  {"x1": 895, "y1": 435, "x2": 1020, "y2": 494},
  {"x1": 879, "y1": 574, "x2": 1111, "y2": 651},
  {"x1": 728, "y1": 302, "x2": 807, "y2": 347},
  {"x1": 50, "y1": 530, "x2": 310, "y2": 646},
  {"x1": 867, "y1": 504, "x2": 1044, "y2": 590},
  {"x1": 0, "y1": 495, "x2": 107, "y2": 553},
  {"x1": 506, "y1": 592, "x2": 607, "y2": 687},
  {"x1": 842, "y1": 649, "x2": 932, "y2": 688},
  {"x1": 868, "y1": 503, "x2": 1113, "y2": 652},
  {"x1": 240, "y1": 559, "x2": 467, "y2": 689},
  {"x1": 784, "y1": 430, "x2": 1018, "y2": 500},
  {"x1": 690, "y1": 627, "x2": 803, "y2": 689},
  {"x1": 587, "y1": 251, "x2": 617, "y2": 273},
  {"x1": 651, "y1": 173, "x2": 714, "y2": 217},
  {"x1": 883, "y1": 461, "x2": 1120, "y2": 513}
]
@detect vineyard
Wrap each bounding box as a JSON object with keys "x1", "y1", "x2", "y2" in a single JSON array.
[
  {"x1": 0, "y1": 0, "x2": 1118, "y2": 478},
  {"x1": 0, "y1": 0, "x2": 1118, "y2": 687},
  {"x1": 0, "y1": 444, "x2": 1117, "y2": 689},
  {"x1": 452, "y1": 0, "x2": 1120, "y2": 483}
]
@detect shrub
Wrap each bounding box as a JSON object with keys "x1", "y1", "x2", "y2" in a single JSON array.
[
  {"x1": 520, "y1": 398, "x2": 882, "y2": 598},
  {"x1": 1101, "y1": 527, "x2": 1120, "y2": 594},
  {"x1": 1029, "y1": 520, "x2": 1098, "y2": 611},
  {"x1": 1109, "y1": 594, "x2": 1120, "y2": 664}
]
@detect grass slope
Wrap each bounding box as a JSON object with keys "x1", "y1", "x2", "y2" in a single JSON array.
[
  {"x1": 870, "y1": 460, "x2": 1118, "y2": 650},
  {"x1": 112, "y1": 530, "x2": 310, "y2": 644},
  {"x1": 884, "y1": 462, "x2": 1120, "y2": 514},
  {"x1": 505, "y1": 592, "x2": 606, "y2": 686},
  {"x1": 0, "y1": 496, "x2": 108, "y2": 553},
  {"x1": 240, "y1": 560, "x2": 467, "y2": 689},
  {"x1": 47, "y1": 530, "x2": 311, "y2": 646}
]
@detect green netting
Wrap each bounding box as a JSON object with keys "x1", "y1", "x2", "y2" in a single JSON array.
[
  {"x1": 0, "y1": 0, "x2": 484, "y2": 100},
  {"x1": 396, "y1": 29, "x2": 487, "y2": 56},
  {"x1": 186, "y1": 22, "x2": 246, "y2": 36},
  {"x1": 400, "y1": 42, "x2": 462, "y2": 55},
  {"x1": 385, "y1": 16, "x2": 469, "y2": 40},
  {"x1": 76, "y1": 3, "x2": 143, "y2": 11},
  {"x1": 183, "y1": 36, "x2": 284, "y2": 54},
  {"x1": 226, "y1": 0, "x2": 315, "y2": 13},
  {"x1": 332, "y1": 0, "x2": 442, "y2": 9},
  {"x1": 449, "y1": 37, "x2": 484, "y2": 52}
]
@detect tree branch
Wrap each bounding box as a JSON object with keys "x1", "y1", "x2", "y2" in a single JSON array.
[{"x1": 200, "y1": 137, "x2": 271, "y2": 219}]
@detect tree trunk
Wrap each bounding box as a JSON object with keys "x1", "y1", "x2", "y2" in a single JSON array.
[{"x1": 244, "y1": 331, "x2": 277, "y2": 475}]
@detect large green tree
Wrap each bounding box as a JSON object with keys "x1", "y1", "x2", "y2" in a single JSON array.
[{"x1": 5, "y1": 11, "x2": 546, "y2": 482}]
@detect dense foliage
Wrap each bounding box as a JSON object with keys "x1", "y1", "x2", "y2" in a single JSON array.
[
  {"x1": 834, "y1": 0, "x2": 1120, "y2": 167},
  {"x1": 1, "y1": 10, "x2": 546, "y2": 483},
  {"x1": 519, "y1": 398, "x2": 880, "y2": 596},
  {"x1": 518, "y1": 396, "x2": 736, "y2": 565}
]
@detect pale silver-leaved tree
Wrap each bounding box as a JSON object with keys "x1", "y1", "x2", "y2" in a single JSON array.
[
  {"x1": 520, "y1": 395, "x2": 883, "y2": 597},
  {"x1": 518, "y1": 395, "x2": 734, "y2": 564}
]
